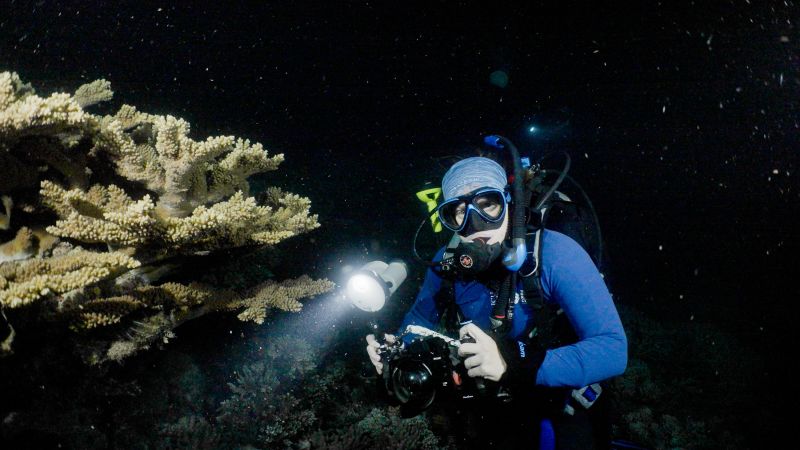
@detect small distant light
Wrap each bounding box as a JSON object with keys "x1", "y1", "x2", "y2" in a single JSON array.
[
  {"x1": 528, "y1": 126, "x2": 537, "y2": 133},
  {"x1": 489, "y1": 70, "x2": 509, "y2": 88}
]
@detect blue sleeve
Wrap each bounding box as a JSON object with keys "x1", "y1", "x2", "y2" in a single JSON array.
[
  {"x1": 535, "y1": 230, "x2": 628, "y2": 387},
  {"x1": 397, "y1": 247, "x2": 445, "y2": 343}
]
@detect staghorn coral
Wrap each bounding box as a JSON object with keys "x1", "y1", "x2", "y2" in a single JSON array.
[
  {"x1": 0, "y1": 71, "x2": 96, "y2": 148},
  {"x1": 1, "y1": 71, "x2": 97, "y2": 191},
  {"x1": 73, "y1": 79, "x2": 113, "y2": 108},
  {"x1": 0, "y1": 247, "x2": 140, "y2": 308},
  {"x1": 3, "y1": 71, "x2": 319, "y2": 255},
  {"x1": 0, "y1": 71, "x2": 330, "y2": 361},
  {"x1": 254, "y1": 186, "x2": 321, "y2": 242},
  {"x1": 73, "y1": 277, "x2": 330, "y2": 364},
  {"x1": 40, "y1": 181, "x2": 320, "y2": 255},
  {"x1": 68, "y1": 295, "x2": 145, "y2": 331},
  {"x1": 71, "y1": 283, "x2": 230, "y2": 362},
  {"x1": 94, "y1": 106, "x2": 285, "y2": 217},
  {"x1": 231, "y1": 275, "x2": 336, "y2": 324},
  {"x1": 98, "y1": 310, "x2": 190, "y2": 364}
]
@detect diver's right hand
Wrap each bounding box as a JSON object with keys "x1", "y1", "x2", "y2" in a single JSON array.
[{"x1": 365, "y1": 333, "x2": 396, "y2": 375}]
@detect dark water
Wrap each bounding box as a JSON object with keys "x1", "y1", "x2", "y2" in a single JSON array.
[{"x1": 1, "y1": 1, "x2": 797, "y2": 448}]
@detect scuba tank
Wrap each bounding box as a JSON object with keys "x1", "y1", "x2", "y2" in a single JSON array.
[{"x1": 523, "y1": 152, "x2": 605, "y2": 274}]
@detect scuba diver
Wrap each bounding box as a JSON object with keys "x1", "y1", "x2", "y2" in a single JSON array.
[{"x1": 365, "y1": 139, "x2": 628, "y2": 449}]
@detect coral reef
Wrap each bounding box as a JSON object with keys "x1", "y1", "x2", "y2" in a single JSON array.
[
  {"x1": 172, "y1": 334, "x2": 448, "y2": 450},
  {"x1": 0, "y1": 71, "x2": 332, "y2": 361},
  {"x1": 305, "y1": 407, "x2": 444, "y2": 450},
  {"x1": 158, "y1": 415, "x2": 221, "y2": 450},
  {"x1": 609, "y1": 304, "x2": 761, "y2": 449},
  {"x1": 215, "y1": 336, "x2": 322, "y2": 447}
]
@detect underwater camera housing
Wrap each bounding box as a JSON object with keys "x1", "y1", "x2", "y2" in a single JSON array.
[{"x1": 377, "y1": 326, "x2": 500, "y2": 417}]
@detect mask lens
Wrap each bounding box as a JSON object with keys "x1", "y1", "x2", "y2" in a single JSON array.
[
  {"x1": 438, "y1": 200, "x2": 467, "y2": 230},
  {"x1": 473, "y1": 191, "x2": 505, "y2": 220}
]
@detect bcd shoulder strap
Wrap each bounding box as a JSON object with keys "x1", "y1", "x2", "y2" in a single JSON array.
[{"x1": 520, "y1": 227, "x2": 576, "y2": 353}]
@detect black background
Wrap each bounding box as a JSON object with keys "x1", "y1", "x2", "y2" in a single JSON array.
[{"x1": 2, "y1": 0, "x2": 798, "y2": 446}]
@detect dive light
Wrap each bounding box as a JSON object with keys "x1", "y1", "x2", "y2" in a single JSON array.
[{"x1": 345, "y1": 260, "x2": 408, "y2": 312}]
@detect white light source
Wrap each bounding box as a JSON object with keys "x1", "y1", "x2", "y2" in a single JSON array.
[
  {"x1": 347, "y1": 273, "x2": 385, "y2": 312},
  {"x1": 345, "y1": 260, "x2": 408, "y2": 312}
]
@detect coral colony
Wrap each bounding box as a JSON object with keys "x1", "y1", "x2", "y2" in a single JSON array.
[{"x1": 0, "y1": 72, "x2": 334, "y2": 363}]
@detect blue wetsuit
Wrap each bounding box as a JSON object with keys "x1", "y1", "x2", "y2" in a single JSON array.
[{"x1": 399, "y1": 229, "x2": 627, "y2": 388}]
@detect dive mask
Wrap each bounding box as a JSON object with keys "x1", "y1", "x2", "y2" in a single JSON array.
[{"x1": 436, "y1": 188, "x2": 509, "y2": 234}]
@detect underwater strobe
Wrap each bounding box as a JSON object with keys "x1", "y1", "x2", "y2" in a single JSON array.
[{"x1": 345, "y1": 260, "x2": 408, "y2": 313}]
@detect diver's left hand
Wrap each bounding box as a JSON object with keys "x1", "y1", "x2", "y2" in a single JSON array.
[{"x1": 457, "y1": 323, "x2": 507, "y2": 382}]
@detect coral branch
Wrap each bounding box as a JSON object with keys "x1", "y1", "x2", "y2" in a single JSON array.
[
  {"x1": 94, "y1": 108, "x2": 285, "y2": 217},
  {"x1": 0, "y1": 248, "x2": 141, "y2": 308},
  {"x1": 0, "y1": 72, "x2": 95, "y2": 146},
  {"x1": 41, "y1": 182, "x2": 319, "y2": 254},
  {"x1": 73, "y1": 79, "x2": 113, "y2": 108},
  {"x1": 231, "y1": 275, "x2": 335, "y2": 324}
]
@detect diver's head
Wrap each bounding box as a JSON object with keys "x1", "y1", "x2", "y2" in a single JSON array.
[{"x1": 438, "y1": 157, "x2": 509, "y2": 244}]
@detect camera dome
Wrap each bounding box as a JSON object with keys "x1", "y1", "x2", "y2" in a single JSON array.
[{"x1": 391, "y1": 358, "x2": 437, "y2": 410}]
